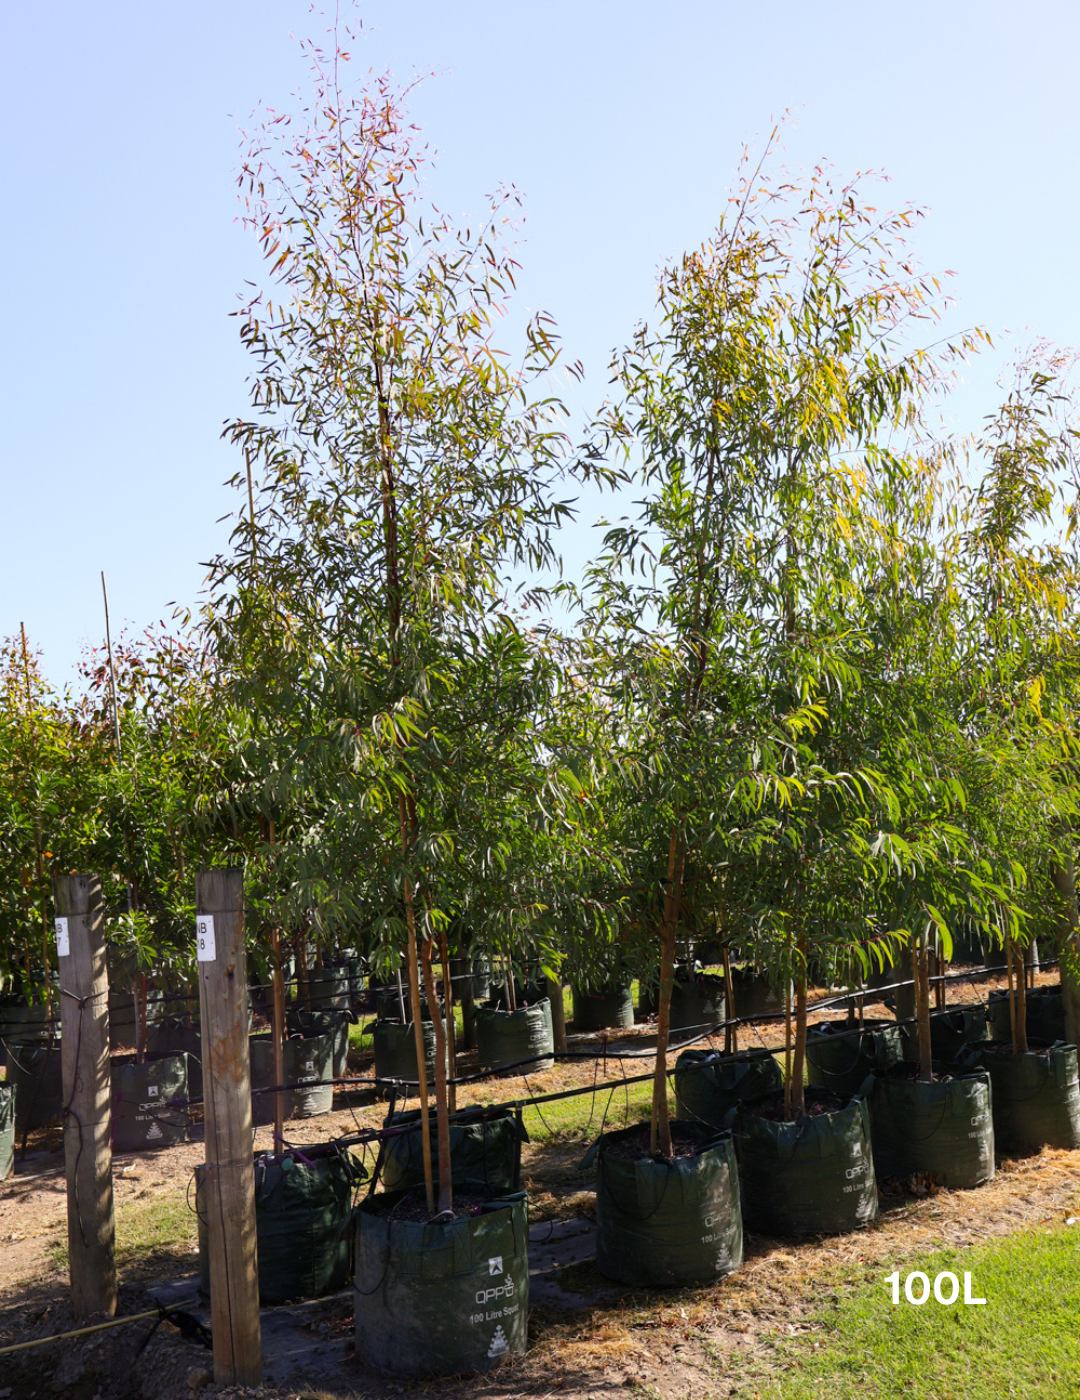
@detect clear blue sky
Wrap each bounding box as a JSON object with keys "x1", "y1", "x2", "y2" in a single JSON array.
[{"x1": 4, "y1": 1, "x2": 1078, "y2": 686}]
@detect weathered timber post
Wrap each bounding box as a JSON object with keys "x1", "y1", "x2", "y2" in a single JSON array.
[
  {"x1": 53, "y1": 874, "x2": 117, "y2": 1319},
  {"x1": 196, "y1": 869, "x2": 261, "y2": 1386}
]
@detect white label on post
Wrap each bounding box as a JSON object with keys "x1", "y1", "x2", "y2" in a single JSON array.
[
  {"x1": 54, "y1": 917, "x2": 70, "y2": 957},
  {"x1": 196, "y1": 914, "x2": 216, "y2": 962}
]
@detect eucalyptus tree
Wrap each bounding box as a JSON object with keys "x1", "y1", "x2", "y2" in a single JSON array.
[
  {"x1": 580, "y1": 149, "x2": 976, "y2": 1142},
  {"x1": 205, "y1": 42, "x2": 598, "y2": 1210}
]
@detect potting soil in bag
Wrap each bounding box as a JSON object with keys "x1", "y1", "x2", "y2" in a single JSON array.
[
  {"x1": 0, "y1": 1084, "x2": 14, "y2": 1180},
  {"x1": 987, "y1": 989, "x2": 1066, "y2": 1046},
  {"x1": 973, "y1": 1041, "x2": 1080, "y2": 1154},
  {"x1": 572, "y1": 984, "x2": 634, "y2": 1031},
  {"x1": 5, "y1": 1040, "x2": 63, "y2": 1133},
  {"x1": 669, "y1": 975, "x2": 726, "y2": 1034},
  {"x1": 476, "y1": 998, "x2": 554, "y2": 1072},
  {"x1": 288, "y1": 1006, "x2": 351, "y2": 1079},
  {"x1": 372, "y1": 1018, "x2": 439, "y2": 1084},
  {"x1": 250, "y1": 1033, "x2": 334, "y2": 1124},
  {"x1": 354, "y1": 1188, "x2": 528, "y2": 1375},
  {"x1": 197, "y1": 1143, "x2": 365, "y2": 1304},
  {"x1": 111, "y1": 1053, "x2": 189, "y2": 1151},
  {"x1": 806, "y1": 1020, "x2": 903, "y2": 1099},
  {"x1": 731, "y1": 1091, "x2": 879, "y2": 1235},
  {"x1": 674, "y1": 1047, "x2": 783, "y2": 1129},
  {"x1": 381, "y1": 1106, "x2": 525, "y2": 1194},
  {"x1": 582, "y1": 1121, "x2": 742, "y2": 1286},
  {"x1": 862, "y1": 1065, "x2": 994, "y2": 1188},
  {"x1": 928, "y1": 1005, "x2": 989, "y2": 1062}
]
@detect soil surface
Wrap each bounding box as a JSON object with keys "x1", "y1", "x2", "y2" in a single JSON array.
[{"x1": 1, "y1": 966, "x2": 1073, "y2": 1400}]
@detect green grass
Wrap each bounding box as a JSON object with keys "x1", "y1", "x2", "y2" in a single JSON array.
[
  {"x1": 741, "y1": 1224, "x2": 1080, "y2": 1400},
  {"x1": 520, "y1": 1077, "x2": 655, "y2": 1143},
  {"x1": 46, "y1": 1190, "x2": 197, "y2": 1275}
]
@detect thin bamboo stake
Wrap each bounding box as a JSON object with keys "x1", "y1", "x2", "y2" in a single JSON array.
[{"x1": 0, "y1": 1308, "x2": 163, "y2": 1358}]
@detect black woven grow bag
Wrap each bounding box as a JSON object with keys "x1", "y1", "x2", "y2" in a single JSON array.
[
  {"x1": 380, "y1": 1106, "x2": 525, "y2": 1194},
  {"x1": 928, "y1": 1005, "x2": 989, "y2": 1061},
  {"x1": 476, "y1": 998, "x2": 554, "y2": 1072},
  {"x1": 0, "y1": 999, "x2": 49, "y2": 1043},
  {"x1": 354, "y1": 1187, "x2": 528, "y2": 1375},
  {"x1": 0, "y1": 1084, "x2": 13, "y2": 1181},
  {"x1": 288, "y1": 1007, "x2": 351, "y2": 1079},
  {"x1": 971, "y1": 1041, "x2": 1080, "y2": 1155},
  {"x1": 987, "y1": 989, "x2": 1066, "y2": 1046},
  {"x1": 673, "y1": 1048, "x2": 784, "y2": 1129},
  {"x1": 112, "y1": 1053, "x2": 189, "y2": 1151},
  {"x1": 669, "y1": 974, "x2": 726, "y2": 1034},
  {"x1": 307, "y1": 967, "x2": 351, "y2": 1012},
  {"x1": 730, "y1": 1092, "x2": 879, "y2": 1235},
  {"x1": 5, "y1": 1040, "x2": 63, "y2": 1133},
  {"x1": 250, "y1": 1033, "x2": 334, "y2": 1124},
  {"x1": 372, "y1": 1018, "x2": 440, "y2": 1084},
  {"x1": 197, "y1": 1142, "x2": 365, "y2": 1305},
  {"x1": 862, "y1": 1065, "x2": 994, "y2": 1188},
  {"x1": 727, "y1": 968, "x2": 785, "y2": 1021},
  {"x1": 146, "y1": 1020, "x2": 203, "y2": 1102},
  {"x1": 806, "y1": 1020, "x2": 903, "y2": 1099},
  {"x1": 572, "y1": 984, "x2": 634, "y2": 1031},
  {"x1": 584, "y1": 1121, "x2": 743, "y2": 1286}
]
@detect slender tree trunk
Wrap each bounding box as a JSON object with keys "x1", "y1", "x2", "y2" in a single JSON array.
[
  {"x1": 790, "y1": 936, "x2": 808, "y2": 1116},
  {"x1": 1014, "y1": 937, "x2": 1029, "y2": 1054},
  {"x1": 783, "y1": 955, "x2": 793, "y2": 1118},
  {"x1": 270, "y1": 925, "x2": 286, "y2": 1156},
  {"x1": 1005, "y1": 935, "x2": 1017, "y2": 1053},
  {"x1": 1050, "y1": 856, "x2": 1080, "y2": 1048},
  {"x1": 296, "y1": 934, "x2": 310, "y2": 1011},
  {"x1": 545, "y1": 973, "x2": 566, "y2": 1053},
  {"x1": 398, "y1": 796, "x2": 434, "y2": 1214},
  {"x1": 915, "y1": 937, "x2": 933, "y2": 1082},
  {"x1": 650, "y1": 831, "x2": 681, "y2": 1157},
  {"x1": 421, "y1": 935, "x2": 453, "y2": 1213},
  {"x1": 722, "y1": 946, "x2": 735, "y2": 1055},
  {"x1": 437, "y1": 923, "x2": 457, "y2": 1115}
]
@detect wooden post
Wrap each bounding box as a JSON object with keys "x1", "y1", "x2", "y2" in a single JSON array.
[
  {"x1": 196, "y1": 869, "x2": 261, "y2": 1387},
  {"x1": 53, "y1": 874, "x2": 117, "y2": 1319}
]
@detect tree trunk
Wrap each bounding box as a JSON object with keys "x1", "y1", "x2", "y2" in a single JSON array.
[
  {"x1": 1014, "y1": 937, "x2": 1029, "y2": 1055},
  {"x1": 402, "y1": 874, "x2": 434, "y2": 1214},
  {"x1": 915, "y1": 938, "x2": 933, "y2": 1082},
  {"x1": 545, "y1": 974, "x2": 566, "y2": 1052},
  {"x1": 421, "y1": 935, "x2": 453, "y2": 1213},
  {"x1": 789, "y1": 937, "x2": 808, "y2": 1116},
  {"x1": 722, "y1": 947, "x2": 735, "y2": 1055},
  {"x1": 650, "y1": 832, "x2": 681, "y2": 1157},
  {"x1": 783, "y1": 959, "x2": 793, "y2": 1118},
  {"x1": 437, "y1": 924, "x2": 457, "y2": 1115},
  {"x1": 1050, "y1": 855, "x2": 1080, "y2": 1048},
  {"x1": 270, "y1": 925, "x2": 286, "y2": 1156},
  {"x1": 1005, "y1": 935, "x2": 1018, "y2": 1053}
]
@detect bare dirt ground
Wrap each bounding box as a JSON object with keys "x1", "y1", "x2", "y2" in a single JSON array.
[{"x1": 0, "y1": 968, "x2": 1071, "y2": 1400}]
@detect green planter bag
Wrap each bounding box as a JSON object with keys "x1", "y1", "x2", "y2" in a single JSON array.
[
  {"x1": 250, "y1": 1033, "x2": 334, "y2": 1124},
  {"x1": 928, "y1": 1005, "x2": 989, "y2": 1062},
  {"x1": 111, "y1": 1053, "x2": 189, "y2": 1151},
  {"x1": 806, "y1": 1020, "x2": 903, "y2": 1099},
  {"x1": 0, "y1": 1000, "x2": 49, "y2": 1043},
  {"x1": 987, "y1": 989, "x2": 1065, "y2": 1046},
  {"x1": 5, "y1": 1040, "x2": 63, "y2": 1134},
  {"x1": 0, "y1": 1084, "x2": 14, "y2": 1181},
  {"x1": 372, "y1": 1018, "x2": 440, "y2": 1085},
  {"x1": 147, "y1": 1020, "x2": 203, "y2": 1102},
  {"x1": 355, "y1": 1188, "x2": 528, "y2": 1375},
  {"x1": 288, "y1": 1007, "x2": 351, "y2": 1079},
  {"x1": 476, "y1": 998, "x2": 554, "y2": 1073},
  {"x1": 673, "y1": 1048, "x2": 783, "y2": 1129},
  {"x1": 972, "y1": 1041, "x2": 1080, "y2": 1155},
  {"x1": 862, "y1": 1065, "x2": 994, "y2": 1188},
  {"x1": 307, "y1": 967, "x2": 351, "y2": 1012},
  {"x1": 572, "y1": 984, "x2": 634, "y2": 1031},
  {"x1": 730, "y1": 1092, "x2": 879, "y2": 1235},
  {"x1": 727, "y1": 968, "x2": 785, "y2": 1022},
  {"x1": 583, "y1": 1121, "x2": 742, "y2": 1287},
  {"x1": 669, "y1": 974, "x2": 726, "y2": 1034},
  {"x1": 197, "y1": 1143, "x2": 365, "y2": 1305},
  {"x1": 381, "y1": 1106, "x2": 525, "y2": 1194}
]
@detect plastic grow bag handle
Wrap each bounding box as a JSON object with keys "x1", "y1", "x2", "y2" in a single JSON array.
[{"x1": 578, "y1": 1135, "x2": 603, "y2": 1171}]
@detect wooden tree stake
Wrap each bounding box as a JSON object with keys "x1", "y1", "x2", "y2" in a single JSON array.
[
  {"x1": 196, "y1": 869, "x2": 261, "y2": 1387},
  {"x1": 53, "y1": 874, "x2": 116, "y2": 1319}
]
